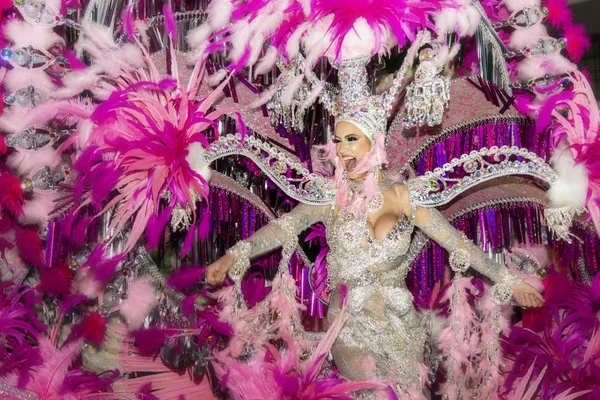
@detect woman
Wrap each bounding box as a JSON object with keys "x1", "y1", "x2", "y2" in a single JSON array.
[{"x1": 205, "y1": 113, "x2": 545, "y2": 395}]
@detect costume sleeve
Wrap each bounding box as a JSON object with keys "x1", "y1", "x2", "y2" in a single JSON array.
[
  {"x1": 226, "y1": 203, "x2": 329, "y2": 283},
  {"x1": 414, "y1": 205, "x2": 521, "y2": 304}
]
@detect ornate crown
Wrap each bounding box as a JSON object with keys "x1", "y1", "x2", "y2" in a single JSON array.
[{"x1": 333, "y1": 56, "x2": 388, "y2": 143}]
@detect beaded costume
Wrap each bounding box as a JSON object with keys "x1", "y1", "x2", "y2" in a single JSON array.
[{"x1": 1, "y1": 1, "x2": 600, "y2": 400}]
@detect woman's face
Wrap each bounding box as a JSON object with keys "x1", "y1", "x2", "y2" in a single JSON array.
[{"x1": 334, "y1": 121, "x2": 372, "y2": 180}]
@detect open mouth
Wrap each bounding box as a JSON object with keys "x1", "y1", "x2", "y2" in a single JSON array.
[{"x1": 341, "y1": 156, "x2": 356, "y2": 171}]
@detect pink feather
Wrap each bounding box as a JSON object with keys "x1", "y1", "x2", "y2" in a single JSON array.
[
  {"x1": 28, "y1": 339, "x2": 83, "y2": 399},
  {"x1": 119, "y1": 277, "x2": 157, "y2": 331}
]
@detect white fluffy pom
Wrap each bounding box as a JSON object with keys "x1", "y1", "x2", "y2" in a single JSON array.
[
  {"x1": 548, "y1": 147, "x2": 588, "y2": 209},
  {"x1": 186, "y1": 142, "x2": 212, "y2": 182}
]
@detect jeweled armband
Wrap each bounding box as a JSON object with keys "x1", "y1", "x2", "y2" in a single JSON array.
[
  {"x1": 226, "y1": 241, "x2": 252, "y2": 284},
  {"x1": 490, "y1": 273, "x2": 522, "y2": 305},
  {"x1": 449, "y1": 248, "x2": 471, "y2": 273}
]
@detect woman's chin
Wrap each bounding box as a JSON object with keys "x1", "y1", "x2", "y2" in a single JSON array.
[{"x1": 346, "y1": 171, "x2": 366, "y2": 181}]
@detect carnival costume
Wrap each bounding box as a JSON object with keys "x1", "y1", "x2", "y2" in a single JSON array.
[{"x1": 0, "y1": 0, "x2": 600, "y2": 400}]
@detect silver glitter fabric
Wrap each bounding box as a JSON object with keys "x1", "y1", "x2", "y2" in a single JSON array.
[{"x1": 227, "y1": 180, "x2": 522, "y2": 396}]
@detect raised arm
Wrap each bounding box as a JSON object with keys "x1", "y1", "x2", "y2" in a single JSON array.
[
  {"x1": 206, "y1": 203, "x2": 329, "y2": 286},
  {"x1": 396, "y1": 184, "x2": 544, "y2": 307}
]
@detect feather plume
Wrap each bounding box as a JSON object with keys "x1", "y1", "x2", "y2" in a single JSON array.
[
  {"x1": 509, "y1": 24, "x2": 548, "y2": 50},
  {"x1": 543, "y1": 0, "x2": 573, "y2": 29},
  {"x1": 162, "y1": 4, "x2": 178, "y2": 40},
  {"x1": 119, "y1": 277, "x2": 157, "y2": 331},
  {"x1": 37, "y1": 261, "x2": 72, "y2": 298},
  {"x1": 563, "y1": 24, "x2": 591, "y2": 63},
  {"x1": 133, "y1": 327, "x2": 168, "y2": 355},
  {"x1": 4, "y1": 21, "x2": 64, "y2": 48},
  {"x1": 0, "y1": 172, "x2": 24, "y2": 216},
  {"x1": 27, "y1": 339, "x2": 82, "y2": 399},
  {"x1": 75, "y1": 311, "x2": 106, "y2": 346},
  {"x1": 281, "y1": 74, "x2": 304, "y2": 107},
  {"x1": 167, "y1": 266, "x2": 206, "y2": 291},
  {"x1": 548, "y1": 147, "x2": 588, "y2": 209},
  {"x1": 14, "y1": 227, "x2": 43, "y2": 269},
  {"x1": 254, "y1": 46, "x2": 278, "y2": 76}
]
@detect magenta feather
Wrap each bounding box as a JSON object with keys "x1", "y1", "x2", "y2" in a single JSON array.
[
  {"x1": 37, "y1": 261, "x2": 72, "y2": 297},
  {"x1": 178, "y1": 223, "x2": 196, "y2": 258},
  {"x1": 162, "y1": 4, "x2": 178, "y2": 40},
  {"x1": 133, "y1": 327, "x2": 169, "y2": 354},
  {"x1": 63, "y1": 49, "x2": 87, "y2": 71},
  {"x1": 563, "y1": 24, "x2": 591, "y2": 63},
  {"x1": 145, "y1": 205, "x2": 174, "y2": 250},
  {"x1": 311, "y1": 0, "x2": 438, "y2": 60},
  {"x1": 543, "y1": 0, "x2": 573, "y2": 29},
  {"x1": 14, "y1": 227, "x2": 44, "y2": 269},
  {"x1": 122, "y1": 6, "x2": 135, "y2": 41},
  {"x1": 59, "y1": 294, "x2": 88, "y2": 314},
  {"x1": 167, "y1": 266, "x2": 206, "y2": 291}
]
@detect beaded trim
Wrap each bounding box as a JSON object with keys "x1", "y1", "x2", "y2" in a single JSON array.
[
  {"x1": 207, "y1": 133, "x2": 336, "y2": 205},
  {"x1": 226, "y1": 241, "x2": 252, "y2": 285},
  {"x1": 408, "y1": 146, "x2": 557, "y2": 208}
]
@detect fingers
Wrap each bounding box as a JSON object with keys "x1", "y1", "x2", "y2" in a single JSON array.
[{"x1": 206, "y1": 264, "x2": 227, "y2": 287}]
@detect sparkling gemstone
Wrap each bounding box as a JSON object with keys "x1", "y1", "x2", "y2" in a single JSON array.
[
  {"x1": 1, "y1": 48, "x2": 12, "y2": 61},
  {"x1": 12, "y1": 49, "x2": 29, "y2": 66},
  {"x1": 3, "y1": 92, "x2": 15, "y2": 105}
]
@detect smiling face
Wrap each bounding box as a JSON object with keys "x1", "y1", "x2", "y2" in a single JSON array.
[{"x1": 334, "y1": 121, "x2": 372, "y2": 181}]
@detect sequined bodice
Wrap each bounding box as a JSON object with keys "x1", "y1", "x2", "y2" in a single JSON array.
[{"x1": 325, "y1": 209, "x2": 415, "y2": 286}]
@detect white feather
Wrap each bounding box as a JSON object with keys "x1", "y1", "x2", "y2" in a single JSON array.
[
  {"x1": 509, "y1": 24, "x2": 548, "y2": 50},
  {"x1": 186, "y1": 24, "x2": 213, "y2": 50},
  {"x1": 249, "y1": 86, "x2": 278, "y2": 108},
  {"x1": 186, "y1": 142, "x2": 212, "y2": 181},
  {"x1": 4, "y1": 21, "x2": 63, "y2": 48},
  {"x1": 248, "y1": 32, "x2": 266, "y2": 67},
  {"x1": 208, "y1": 69, "x2": 228, "y2": 86},
  {"x1": 228, "y1": 22, "x2": 252, "y2": 64},
  {"x1": 135, "y1": 21, "x2": 150, "y2": 47},
  {"x1": 115, "y1": 43, "x2": 144, "y2": 68},
  {"x1": 286, "y1": 24, "x2": 307, "y2": 60},
  {"x1": 55, "y1": 67, "x2": 101, "y2": 99},
  {"x1": 82, "y1": 21, "x2": 116, "y2": 50},
  {"x1": 281, "y1": 74, "x2": 304, "y2": 106},
  {"x1": 206, "y1": 0, "x2": 234, "y2": 30},
  {"x1": 465, "y1": 7, "x2": 481, "y2": 37},
  {"x1": 254, "y1": 46, "x2": 278, "y2": 77},
  {"x1": 7, "y1": 146, "x2": 59, "y2": 175},
  {"x1": 3, "y1": 69, "x2": 54, "y2": 92},
  {"x1": 503, "y1": 0, "x2": 540, "y2": 12},
  {"x1": 548, "y1": 146, "x2": 588, "y2": 208}
]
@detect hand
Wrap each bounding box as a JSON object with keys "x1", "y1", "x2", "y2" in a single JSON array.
[
  {"x1": 205, "y1": 253, "x2": 236, "y2": 286},
  {"x1": 512, "y1": 281, "x2": 544, "y2": 308}
]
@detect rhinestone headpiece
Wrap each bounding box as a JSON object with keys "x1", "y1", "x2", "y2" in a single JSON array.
[{"x1": 333, "y1": 56, "x2": 387, "y2": 143}]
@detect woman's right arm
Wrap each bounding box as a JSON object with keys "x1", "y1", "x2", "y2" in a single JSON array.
[{"x1": 206, "y1": 203, "x2": 329, "y2": 286}]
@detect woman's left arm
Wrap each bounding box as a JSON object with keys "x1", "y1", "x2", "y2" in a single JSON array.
[{"x1": 397, "y1": 186, "x2": 544, "y2": 307}]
